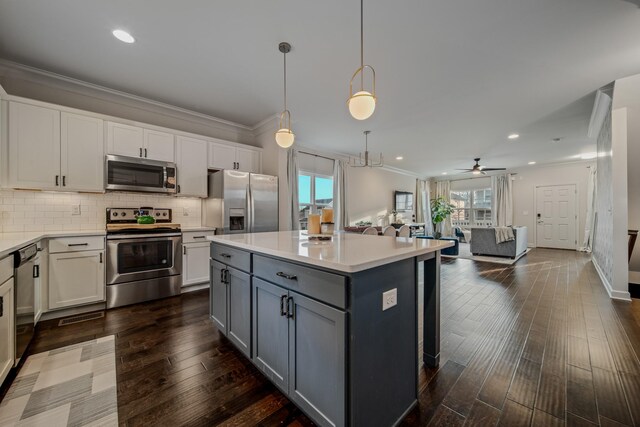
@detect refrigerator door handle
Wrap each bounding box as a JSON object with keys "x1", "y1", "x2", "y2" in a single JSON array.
[
  {"x1": 248, "y1": 184, "x2": 255, "y2": 232},
  {"x1": 246, "y1": 184, "x2": 251, "y2": 233}
]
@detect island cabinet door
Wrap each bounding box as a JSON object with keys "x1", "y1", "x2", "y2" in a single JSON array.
[
  {"x1": 210, "y1": 260, "x2": 228, "y2": 335},
  {"x1": 252, "y1": 278, "x2": 289, "y2": 392},
  {"x1": 288, "y1": 291, "x2": 346, "y2": 427},
  {"x1": 226, "y1": 267, "x2": 251, "y2": 357}
]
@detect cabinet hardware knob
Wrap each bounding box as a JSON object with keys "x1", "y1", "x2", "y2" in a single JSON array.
[
  {"x1": 276, "y1": 272, "x2": 297, "y2": 281},
  {"x1": 286, "y1": 296, "x2": 294, "y2": 318},
  {"x1": 280, "y1": 295, "x2": 287, "y2": 316}
]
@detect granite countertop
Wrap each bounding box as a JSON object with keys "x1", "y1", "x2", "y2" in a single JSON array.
[
  {"x1": 0, "y1": 230, "x2": 106, "y2": 259},
  {"x1": 207, "y1": 231, "x2": 453, "y2": 273}
]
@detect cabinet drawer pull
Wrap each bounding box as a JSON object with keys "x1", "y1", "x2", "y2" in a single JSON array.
[
  {"x1": 33, "y1": 265, "x2": 39, "y2": 278},
  {"x1": 144, "y1": 148, "x2": 148, "y2": 158},
  {"x1": 193, "y1": 236, "x2": 206, "y2": 239},
  {"x1": 139, "y1": 147, "x2": 143, "y2": 157},
  {"x1": 286, "y1": 296, "x2": 294, "y2": 318},
  {"x1": 219, "y1": 253, "x2": 232, "y2": 258},
  {"x1": 276, "y1": 272, "x2": 297, "y2": 281},
  {"x1": 280, "y1": 295, "x2": 287, "y2": 316},
  {"x1": 62, "y1": 176, "x2": 66, "y2": 186},
  {"x1": 99, "y1": 253, "x2": 103, "y2": 263},
  {"x1": 55, "y1": 175, "x2": 59, "y2": 186},
  {"x1": 0, "y1": 296, "x2": 3, "y2": 317},
  {"x1": 68, "y1": 243, "x2": 89, "y2": 247}
]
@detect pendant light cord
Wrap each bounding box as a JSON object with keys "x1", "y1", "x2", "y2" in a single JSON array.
[
  {"x1": 284, "y1": 50, "x2": 287, "y2": 113},
  {"x1": 360, "y1": 0, "x2": 364, "y2": 90}
]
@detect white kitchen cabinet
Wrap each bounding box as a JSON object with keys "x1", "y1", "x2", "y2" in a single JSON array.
[
  {"x1": 182, "y1": 242, "x2": 210, "y2": 287},
  {"x1": 0, "y1": 276, "x2": 14, "y2": 387},
  {"x1": 144, "y1": 129, "x2": 175, "y2": 162},
  {"x1": 176, "y1": 135, "x2": 208, "y2": 197},
  {"x1": 49, "y1": 250, "x2": 105, "y2": 310},
  {"x1": 106, "y1": 121, "x2": 144, "y2": 158},
  {"x1": 107, "y1": 122, "x2": 176, "y2": 162},
  {"x1": 236, "y1": 147, "x2": 261, "y2": 173},
  {"x1": 209, "y1": 141, "x2": 261, "y2": 173},
  {"x1": 61, "y1": 112, "x2": 104, "y2": 192},
  {"x1": 8, "y1": 102, "x2": 61, "y2": 190}
]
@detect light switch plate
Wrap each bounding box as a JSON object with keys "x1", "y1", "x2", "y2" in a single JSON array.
[
  {"x1": 183, "y1": 207, "x2": 190, "y2": 216},
  {"x1": 382, "y1": 288, "x2": 397, "y2": 311},
  {"x1": 71, "y1": 204, "x2": 81, "y2": 215}
]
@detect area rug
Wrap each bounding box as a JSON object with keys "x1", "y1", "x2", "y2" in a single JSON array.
[
  {"x1": 447, "y1": 242, "x2": 531, "y2": 265},
  {"x1": 0, "y1": 335, "x2": 118, "y2": 426}
]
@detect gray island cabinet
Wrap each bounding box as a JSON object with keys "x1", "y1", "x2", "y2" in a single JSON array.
[{"x1": 208, "y1": 231, "x2": 452, "y2": 427}]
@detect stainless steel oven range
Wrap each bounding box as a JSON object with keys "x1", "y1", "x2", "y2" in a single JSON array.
[{"x1": 106, "y1": 207, "x2": 182, "y2": 308}]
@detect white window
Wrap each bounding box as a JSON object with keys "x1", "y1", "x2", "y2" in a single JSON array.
[
  {"x1": 450, "y1": 188, "x2": 492, "y2": 227},
  {"x1": 298, "y1": 172, "x2": 334, "y2": 230}
]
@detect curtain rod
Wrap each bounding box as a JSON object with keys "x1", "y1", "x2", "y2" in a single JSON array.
[{"x1": 297, "y1": 150, "x2": 336, "y2": 162}]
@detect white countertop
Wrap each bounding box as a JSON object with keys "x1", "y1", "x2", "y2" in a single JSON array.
[
  {"x1": 0, "y1": 230, "x2": 106, "y2": 259},
  {"x1": 207, "y1": 231, "x2": 454, "y2": 273}
]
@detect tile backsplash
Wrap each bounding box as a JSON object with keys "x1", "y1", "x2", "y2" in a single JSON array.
[{"x1": 0, "y1": 189, "x2": 202, "y2": 233}]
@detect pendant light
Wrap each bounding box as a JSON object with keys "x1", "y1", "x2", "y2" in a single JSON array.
[
  {"x1": 275, "y1": 42, "x2": 295, "y2": 148},
  {"x1": 347, "y1": 0, "x2": 377, "y2": 121},
  {"x1": 350, "y1": 131, "x2": 383, "y2": 167}
]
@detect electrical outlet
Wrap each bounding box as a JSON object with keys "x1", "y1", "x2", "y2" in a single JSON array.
[
  {"x1": 183, "y1": 207, "x2": 190, "y2": 216},
  {"x1": 72, "y1": 204, "x2": 81, "y2": 215},
  {"x1": 382, "y1": 288, "x2": 397, "y2": 311}
]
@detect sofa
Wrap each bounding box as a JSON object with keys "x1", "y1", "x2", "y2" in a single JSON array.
[{"x1": 469, "y1": 226, "x2": 528, "y2": 259}]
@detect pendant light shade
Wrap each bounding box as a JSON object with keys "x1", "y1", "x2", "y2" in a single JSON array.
[
  {"x1": 276, "y1": 42, "x2": 295, "y2": 148},
  {"x1": 347, "y1": 0, "x2": 377, "y2": 121}
]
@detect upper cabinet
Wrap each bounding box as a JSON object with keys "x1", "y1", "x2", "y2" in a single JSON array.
[
  {"x1": 209, "y1": 141, "x2": 261, "y2": 173},
  {"x1": 176, "y1": 135, "x2": 208, "y2": 197},
  {"x1": 61, "y1": 112, "x2": 104, "y2": 192},
  {"x1": 8, "y1": 102, "x2": 104, "y2": 192},
  {"x1": 107, "y1": 122, "x2": 175, "y2": 162},
  {"x1": 9, "y1": 102, "x2": 61, "y2": 190}
]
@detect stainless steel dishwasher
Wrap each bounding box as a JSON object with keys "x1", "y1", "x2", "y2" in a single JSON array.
[{"x1": 14, "y1": 243, "x2": 37, "y2": 365}]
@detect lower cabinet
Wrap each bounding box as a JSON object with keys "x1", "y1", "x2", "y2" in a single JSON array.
[
  {"x1": 210, "y1": 260, "x2": 251, "y2": 357},
  {"x1": 253, "y1": 277, "x2": 346, "y2": 427},
  {"x1": 0, "y1": 277, "x2": 15, "y2": 386},
  {"x1": 182, "y1": 243, "x2": 210, "y2": 287},
  {"x1": 49, "y1": 250, "x2": 105, "y2": 309}
]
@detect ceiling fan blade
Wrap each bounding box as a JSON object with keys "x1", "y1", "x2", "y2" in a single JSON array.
[
  {"x1": 455, "y1": 169, "x2": 474, "y2": 171},
  {"x1": 480, "y1": 168, "x2": 507, "y2": 171}
]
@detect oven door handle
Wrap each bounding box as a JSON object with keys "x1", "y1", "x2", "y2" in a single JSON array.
[{"x1": 107, "y1": 232, "x2": 183, "y2": 240}]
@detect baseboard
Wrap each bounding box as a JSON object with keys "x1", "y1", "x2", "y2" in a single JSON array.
[
  {"x1": 592, "y1": 257, "x2": 632, "y2": 301},
  {"x1": 40, "y1": 302, "x2": 106, "y2": 322},
  {"x1": 181, "y1": 282, "x2": 209, "y2": 293}
]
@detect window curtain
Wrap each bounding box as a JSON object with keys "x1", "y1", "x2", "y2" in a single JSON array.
[
  {"x1": 416, "y1": 179, "x2": 434, "y2": 235},
  {"x1": 491, "y1": 174, "x2": 513, "y2": 227},
  {"x1": 435, "y1": 180, "x2": 452, "y2": 237},
  {"x1": 286, "y1": 148, "x2": 299, "y2": 231},
  {"x1": 580, "y1": 166, "x2": 597, "y2": 252},
  {"x1": 333, "y1": 159, "x2": 349, "y2": 230}
]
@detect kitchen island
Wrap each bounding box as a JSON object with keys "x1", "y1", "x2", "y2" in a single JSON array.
[{"x1": 207, "y1": 231, "x2": 453, "y2": 427}]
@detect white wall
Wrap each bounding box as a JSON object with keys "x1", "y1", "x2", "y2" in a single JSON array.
[
  {"x1": 348, "y1": 167, "x2": 416, "y2": 226},
  {"x1": 510, "y1": 161, "x2": 595, "y2": 247},
  {"x1": 627, "y1": 107, "x2": 640, "y2": 284}
]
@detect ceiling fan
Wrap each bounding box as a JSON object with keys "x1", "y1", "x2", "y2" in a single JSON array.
[{"x1": 457, "y1": 158, "x2": 506, "y2": 175}]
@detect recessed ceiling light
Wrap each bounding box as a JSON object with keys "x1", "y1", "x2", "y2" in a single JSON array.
[
  {"x1": 507, "y1": 133, "x2": 520, "y2": 140},
  {"x1": 395, "y1": 156, "x2": 403, "y2": 160},
  {"x1": 112, "y1": 29, "x2": 135, "y2": 44},
  {"x1": 528, "y1": 161, "x2": 536, "y2": 165},
  {"x1": 442, "y1": 172, "x2": 448, "y2": 175}
]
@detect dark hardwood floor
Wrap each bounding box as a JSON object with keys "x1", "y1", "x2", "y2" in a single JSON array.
[{"x1": 4, "y1": 248, "x2": 640, "y2": 426}]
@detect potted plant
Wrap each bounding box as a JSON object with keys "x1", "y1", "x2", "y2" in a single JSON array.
[{"x1": 430, "y1": 196, "x2": 455, "y2": 239}]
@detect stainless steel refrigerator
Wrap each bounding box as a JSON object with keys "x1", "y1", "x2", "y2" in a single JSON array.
[{"x1": 202, "y1": 170, "x2": 278, "y2": 234}]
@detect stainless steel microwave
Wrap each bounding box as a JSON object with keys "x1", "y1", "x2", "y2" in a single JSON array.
[{"x1": 105, "y1": 155, "x2": 177, "y2": 194}]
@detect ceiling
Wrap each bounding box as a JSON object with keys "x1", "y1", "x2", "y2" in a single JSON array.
[{"x1": 1, "y1": 0, "x2": 640, "y2": 177}]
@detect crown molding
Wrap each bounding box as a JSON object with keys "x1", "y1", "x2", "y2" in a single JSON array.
[{"x1": 0, "y1": 59, "x2": 254, "y2": 133}]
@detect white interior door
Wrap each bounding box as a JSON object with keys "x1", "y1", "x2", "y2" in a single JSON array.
[{"x1": 536, "y1": 184, "x2": 577, "y2": 249}]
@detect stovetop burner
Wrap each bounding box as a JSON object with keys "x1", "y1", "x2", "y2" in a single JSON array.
[{"x1": 106, "y1": 207, "x2": 180, "y2": 236}]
